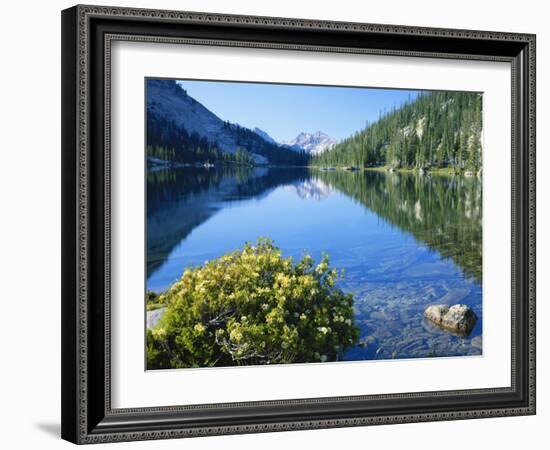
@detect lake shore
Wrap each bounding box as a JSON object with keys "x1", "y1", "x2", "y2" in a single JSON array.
[
  {"x1": 307, "y1": 165, "x2": 478, "y2": 176},
  {"x1": 147, "y1": 156, "x2": 480, "y2": 178}
]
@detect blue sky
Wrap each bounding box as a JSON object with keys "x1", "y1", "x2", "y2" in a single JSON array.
[{"x1": 176, "y1": 79, "x2": 422, "y2": 143}]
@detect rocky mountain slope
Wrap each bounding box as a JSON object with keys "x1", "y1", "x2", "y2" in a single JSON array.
[
  {"x1": 146, "y1": 79, "x2": 308, "y2": 166},
  {"x1": 252, "y1": 127, "x2": 277, "y2": 145}
]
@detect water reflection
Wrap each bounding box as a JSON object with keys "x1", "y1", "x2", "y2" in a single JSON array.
[
  {"x1": 147, "y1": 167, "x2": 308, "y2": 276},
  {"x1": 146, "y1": 167, "x2": 482, "y2": 360},
  {"x1": 313, "y1": 169, "x2": 482, "y2": 283}
]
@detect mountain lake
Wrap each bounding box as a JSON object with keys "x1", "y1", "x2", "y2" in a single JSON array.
[{"x1": 147, "y1": 166, "x2": 482, "y2": 361}]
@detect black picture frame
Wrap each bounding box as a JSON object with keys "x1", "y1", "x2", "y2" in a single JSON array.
[{"x1": 61, "y1": 4, "x2": 536, "y2": 444}]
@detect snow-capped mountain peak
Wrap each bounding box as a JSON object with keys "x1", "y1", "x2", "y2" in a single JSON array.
[{"x1": 284, "y1": 131, "x2": 336, "y2": 155}]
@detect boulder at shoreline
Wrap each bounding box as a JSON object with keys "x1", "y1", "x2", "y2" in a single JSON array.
[{"x1": 424, "y1": 304, "x2": 477, "y2": 337}]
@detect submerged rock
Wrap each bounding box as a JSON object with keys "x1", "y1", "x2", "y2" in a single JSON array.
[
  {"x1": 470, "y1": 335, "x2": 482, "y2": 350},
  {"x1": 423, "y1": 304, "x2": 477, "y2": 337}
]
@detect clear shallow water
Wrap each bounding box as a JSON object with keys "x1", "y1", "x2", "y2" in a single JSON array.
[{"x1": 147, "y1": 167, "x2": 482, "y2": 360}]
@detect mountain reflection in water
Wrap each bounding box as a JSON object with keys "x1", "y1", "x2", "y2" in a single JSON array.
[{"x1": 147, "y1": 167, "x2": 482, "y2": 360}]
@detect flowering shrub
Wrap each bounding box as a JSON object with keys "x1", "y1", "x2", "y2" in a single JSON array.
[{"x1": 147, "y1": 238, "x2": 359, "y2": 369}]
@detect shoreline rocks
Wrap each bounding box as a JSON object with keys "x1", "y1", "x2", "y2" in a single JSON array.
[
  {"x1": 147, "y1": 307, "x2": 166, "y2": 329},
  {"x1": 423, "y1": 304, "x2": 477, "y2": 337}
]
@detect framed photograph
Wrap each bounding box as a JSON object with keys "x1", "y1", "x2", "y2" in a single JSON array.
[{"x1": 61, "y1": 4, "x2": 536, "y2": 444}]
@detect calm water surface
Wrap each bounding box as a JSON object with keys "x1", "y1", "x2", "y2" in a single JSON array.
[{"x1": 147, "y1": 167, "x2": 482, "y2": 360}]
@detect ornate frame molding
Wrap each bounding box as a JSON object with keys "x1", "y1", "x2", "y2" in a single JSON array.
[{"x1": 61, "y1": 4, "x2": 536, "y2": 444}]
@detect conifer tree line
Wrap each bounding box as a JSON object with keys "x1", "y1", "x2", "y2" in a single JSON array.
[
  {"x1": 313, "y1": 91, "x2": 482, "y2": 172},
  {"x1": 146, "y1": 113, "x2": 255, "y2": 166},
  {"x1": 146, "y1": 111, "x2": 308, "y2": 166}
]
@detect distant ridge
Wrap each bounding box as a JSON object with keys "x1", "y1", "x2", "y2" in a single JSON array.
[{"x1": 252, "y1": 127, "x2": 277, "y2": 145}]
